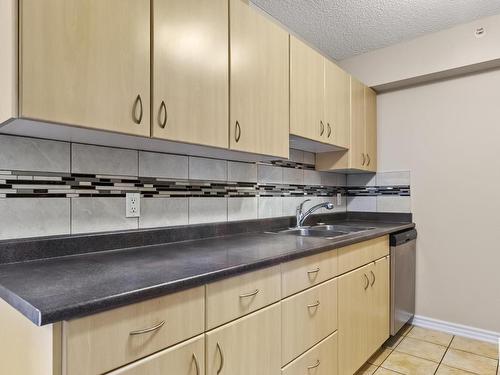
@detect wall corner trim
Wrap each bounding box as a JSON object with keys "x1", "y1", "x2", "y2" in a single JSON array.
[{"x1": 411, "y1": 315, "x2": 500, "y2": 344}]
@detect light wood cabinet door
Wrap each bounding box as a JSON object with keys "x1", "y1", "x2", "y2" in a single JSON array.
[
  {"x1": 365, "y1": 86, "x2": 378, "y2": 172},
  {"x1": 152, "y1": 0, "x2": 228, "y2": 148},
  {"x1": 108, "y1": 335, "x2": 204, "y2": 375},
  {"x1": 281, "y1": 332, "x2": 338, "y2": 375},
  {"x1": 206, "y1": 303, "x2": 281, "y2": 375},
  {"x1": 281, "y1": 278, "x2": 338, "y2": 365},
  {"x1": 367, "y1": 257, "x2": 390, "y2": 356},
  {"x1": 206, "y1": 265, "x2": 281, "y2": 330},
  {"x1": 338, "y1": 264, "x2": 371, "y2": 375},
  {"x1": 349, "y1": 77, "x2": 366, "y2": 170},
  {"x1": 324, "y1": 60, "x2": 351, "y2": 148},
  {"x1": 290, "y1": 36, "x2": 325, "y2": 142},
  {"x1": 230, "y1": 0, "x2": 289, "y2": 158},
  {"x1": 20, "y1": 0, "x2": 150, "y2": 136}
]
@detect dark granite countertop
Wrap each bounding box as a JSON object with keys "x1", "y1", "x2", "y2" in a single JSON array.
[{"x1": 0, "y1": 215, "x2": 414, "y2": 326}]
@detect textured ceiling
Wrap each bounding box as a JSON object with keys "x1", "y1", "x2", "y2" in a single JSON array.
[{"x1": 250, "y1": 0, "x2": 500, "y2": 60}]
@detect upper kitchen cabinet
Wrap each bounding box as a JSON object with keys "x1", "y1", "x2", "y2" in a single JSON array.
[
  {"x1": 20, "y1": 0, "x2": 150, "y2": 137},
  {"x1": 290, "y1": 36, "x2": 325, "y2": 143},
  {"x1": 365, "y1": 86, "x2": 378, "y2": 172},
  {"x1": 290, "y1": 36, "x2": 351, "y2": 149},
  {"x1": 152, "y1": 0, "x2": 229, "y2": 149},
  {"x1": 229, "y1": 0, "x2": 289, "y2": 159},
  {"x1": 316, "y1": 78, "x2": 378, "y2": 172},
  {"x1": 0, "y1": 0, "x2": 17, "y2": 125},
  {"x1": 324, "y1": 60, "x2": 351, "y2": 149}
]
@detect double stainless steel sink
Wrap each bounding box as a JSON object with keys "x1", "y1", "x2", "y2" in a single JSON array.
[{"x1": 278, "y1": 224, "x2": 375, "y2": 239}]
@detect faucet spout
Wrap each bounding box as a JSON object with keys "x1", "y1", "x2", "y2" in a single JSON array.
[{"x1": 295, "y1": 200, "x2": 334, "y2": 228}]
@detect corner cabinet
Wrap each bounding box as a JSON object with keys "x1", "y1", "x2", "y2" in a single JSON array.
[
  {"x1": 20, "y1": 0, "x2": 151, "y2": 137},
  {"x1": 316, "y1": 78, "x2": 378, "y2": 172},
  {"x1": 229, "y1": 0, "x2": 289, "y2": 158},
  {"x1": 151, "y1": 0, "x2": 229, "y2": 149}
]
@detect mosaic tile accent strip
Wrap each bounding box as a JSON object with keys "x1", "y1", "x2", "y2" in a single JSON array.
[
  {"x1": 270, "y1": 159, "x2": 315, "y2": 170},
  {"x1": 0, "y1": 170, "x2": 345, "y2": 199},
  {"x1": 347, "y1": 186, "x2": 411, "y2": 197}
]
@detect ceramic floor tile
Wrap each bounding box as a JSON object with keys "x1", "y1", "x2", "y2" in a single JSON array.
[
  {"x1": 451, "y1": 336, "x2": 499, "y2": 360},
  {"x1": 356, "y1": 363, "x2": 379, "y2": 375},
  {"x1": 407, "y1": 326, "x2": 454, "y2": 347},
  {"x1": 369, "y1": 348, "x2": 393, "y2": 366},
  {"x1": 381, "y1": 351, "x2": 439, "y2": 374},
  {"x1": 442, "y1": 349, "x2": 497, "y2": 375},
  {"x1": 436, "y1": 365, "x2": 478, "y2": 375},
  {"x1": 399, "y1": 324, "x2": 414, "y2": 336},
  {"x1": 395, "y1": 336, "x2": 447, "y2": 363},
  {"x1": 384, "y1": 333, "x2": 405, "y2": 350},
  {"x1": 375, "y1": 368, "x2": 405, "y2": 375}
]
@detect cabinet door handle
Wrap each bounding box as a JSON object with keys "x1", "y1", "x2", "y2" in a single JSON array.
[
  {"x1": 307, "y1": 300, "x2": 321, "y2": 309},
  {"x1": 327, "y1": 123, "x2": 332, "y2": 138},
  {"x1": 159, "y1": 100, "x2": 167, "y2": 128},
  {"x1": 361, "y1": 153, "x2": 366, "y2": 166},
  {"x1": 363, "y1": 274, "x2": 369, "y2": 290},
  {"x1": 216, "y1": 342, "x2": 224, "y2": 374},
  {"x1": 307, "y1": 359, "x2": 321, "y2": 370},
  {"x1": 192, "y1": 353, "x2": 200, "y2": 375},
  {"x1": 129, "y1": 320, "x2": 165, "y2": 336},
  {"x1": 133, "y1": 94, "x2": 143, "y2": 124},
  {"x1": 239, "y1": 289, "x2": 259, "y2": 298},
  {"x1": 370, "y1": 270, "x2": 376, "y2": 286},
  {"x1": 307, "y1": 266, "x2": 320, "y2": 275},
  {"x1": 320, "y1": 121, "x2": 325, "y2": 136},
  {"x1": 367, "y1": 154, "x2": 371, "y2": 166},
  {"x1": 235, "y1": 121, "x2": 241, "y2": 143}
]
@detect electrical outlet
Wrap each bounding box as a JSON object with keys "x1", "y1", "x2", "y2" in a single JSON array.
[
  {"x1": 336, "y1": 193, "x2": 342, "y2": 206},
  {"x1": 126, "y1": 193, "x2": 140, "y2": 218}
]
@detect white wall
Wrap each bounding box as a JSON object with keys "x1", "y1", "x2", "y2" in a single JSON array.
[
  {"x1": 378, "y1": 68, "x2": 500, "y2": 332},
  {"x1": 340, "y1": 13, "x2": 500, "y2": 88}
]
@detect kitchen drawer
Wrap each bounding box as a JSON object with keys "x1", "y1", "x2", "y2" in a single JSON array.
[
  {"x1": 338, "y1": 236, "x2": 389, "y2": 274},
  {"x1": 281, "y1": 278, "x2": 338, "y2": 365},
  {"x1": 282, "y1": 332, "x2": 338, "y2": 375},
  {"x1": 63, "y1": 286, "x2": 205, "y2": 375},
  {"x1": 206, "y1": 265, "x2": 281, "y2": 329},
  {"x1": 108, "y1": 335, "x2": 204, "y2": 375},
  {"x1": 281, "y1": 249, "x2": 337, "y2": 297}
]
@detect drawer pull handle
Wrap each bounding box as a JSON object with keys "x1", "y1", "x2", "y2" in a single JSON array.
[
  {"x1": 307, "y1": 300, "x2": 320, "y2": 309},
  {"x1": 370, "y1": 270, "x2": 376, "y2": 286},
  {"x1": 129, "y1": 320, "x2": 165, "y2": 336},
  {"x1": 307, "y1": 359, "x2": 321, "y2": 370},
  {"x1": 363, "y1": 274, "x2": 370, "y2": 290},
  {"x1": 239, "y1": 289, "x2": 260, "y2": 298},
  {"x1": 192, "y1": 353, "x2": 200, "y2": 375},
  {"x1": 216, "y1": 342, "x2": 224, "y2": 374},
  {"x1": 307, "y1": 267, "x2": 320, "y2": 275}
]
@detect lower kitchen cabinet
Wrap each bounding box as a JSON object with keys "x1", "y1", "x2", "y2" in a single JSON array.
[
  {"x1": 281, "y1": 278, "x2": 338, "y2": 365},
  {"x1": 338, "y1": 258, "x2": 390, "y2": 374},
  {"x1": 368, "y1": 256, "x2": 390, "y2": 355},
  {"x1": 281, "y1": 332, "x2": 338, "y2": 375},
  {"x1": 108, "y1": 335, "x2": 204, "y2": 375},
  {"x1": 206, "y1": 303, "x2": 281, "y2": 375}
]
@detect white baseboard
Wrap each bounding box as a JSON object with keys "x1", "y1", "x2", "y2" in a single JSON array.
[{"x1": 411, "y1": 315, "x2": 500, "y2": 344}]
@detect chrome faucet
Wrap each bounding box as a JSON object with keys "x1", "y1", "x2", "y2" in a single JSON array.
[{"x1": 295, "y1": 199, "x2": 334, "y2": 228}]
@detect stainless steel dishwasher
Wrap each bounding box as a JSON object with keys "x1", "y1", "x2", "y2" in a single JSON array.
[{"x1": 390, "y1": 228, "x2": 417, "y2": 336}]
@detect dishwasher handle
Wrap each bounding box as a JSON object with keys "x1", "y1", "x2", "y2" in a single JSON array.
[{"x1": 390, "y1": 229, "x2": 417, "y2": 246}]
